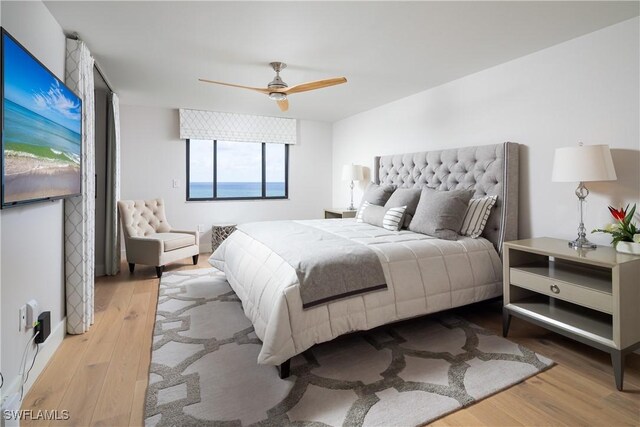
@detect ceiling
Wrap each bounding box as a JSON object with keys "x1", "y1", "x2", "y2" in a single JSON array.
[{"x1": 43, "y1": 1, "x2": 639, "y2": 122}]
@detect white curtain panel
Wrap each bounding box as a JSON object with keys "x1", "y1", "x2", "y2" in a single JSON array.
[
  {"x1": 179, "y1": 108, "x2": 297, "y2": 144},
  {"x1": 64, "y1": 39, "x2": 96, "y2": 335},
  {"x1": 105, "y1": 93, "x2": 121, "y2": 276}
]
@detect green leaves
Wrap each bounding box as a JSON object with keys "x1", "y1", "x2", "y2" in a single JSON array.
[{"x1": 592, "y1": 203, "x2": 638, "y2": 245}]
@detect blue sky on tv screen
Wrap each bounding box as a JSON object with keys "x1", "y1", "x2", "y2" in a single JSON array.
[{"x1": 3, "y1": 33, "x2": 81, "y2": 134}]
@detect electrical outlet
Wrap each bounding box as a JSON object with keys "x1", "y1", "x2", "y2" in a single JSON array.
[
  {"x1": 26, "y1": 299, "x2": 39, "y2": 329},
  {"x1": 172, "y1": 179, "x2": 180, "y2": 188},
  {"x1": 18, "y1": 305, "x2": 26, "y2": 331}
]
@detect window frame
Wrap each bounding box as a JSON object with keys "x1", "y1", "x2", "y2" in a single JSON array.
[{"x1": 186, "y1": 139, "x2": 289, "y2": 201}]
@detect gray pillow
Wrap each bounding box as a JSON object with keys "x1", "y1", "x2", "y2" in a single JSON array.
[
  {"x1": 360, "y1": 182, "x2": 395, "y2": 207},
  {"x1": 361, "y1": 204, "x2": 407, "y2": 231},
  {"x1": 385, "y1": 188, "x2": 421, "y2": 228},
  {"x1": 409, "y1": 188, "x2": 475, "y2": 240}
]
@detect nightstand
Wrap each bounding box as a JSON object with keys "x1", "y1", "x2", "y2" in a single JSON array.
[
  {"x1": 324, "y1": 208, "x2": 357, "y2": 219},
  {"x1": 503, "y1": 237, "x2": 640, "y2": 390}
]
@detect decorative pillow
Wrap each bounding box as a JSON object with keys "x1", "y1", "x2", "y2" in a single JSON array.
[
  {"x1": 409, "y1": 188, "x2": 475, "y2": 240},
  {"x1": 360, "y1": 203, "x2": 407, "y2": 231},
  {"x1": 356, "y1": 201, "x2": 371, "y2": 223},
  {"x1": 359, "y1": 182, "x2": 395, "y2": 208},
  {"x1": 460, "y1": 195, "x2": 497, "y2": 238},
  {"x1": 385, "y1": 188, "x2": 421, "y2": 228}
]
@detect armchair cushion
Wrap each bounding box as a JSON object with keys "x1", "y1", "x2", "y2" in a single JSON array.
[
  {"x1": 170, "y1": 229, "x2": 200, "y2": 247},
  {"x1": 155, "y1": 232, "x2": 197, "y2": 252}
]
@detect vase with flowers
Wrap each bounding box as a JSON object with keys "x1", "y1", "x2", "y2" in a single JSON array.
[{"x1": 592, "y1": 204, "x2": 640, "y2": 255}]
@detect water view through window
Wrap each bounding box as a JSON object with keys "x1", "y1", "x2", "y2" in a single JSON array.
[{"x1": 187, "y1": 139, "x2": 287, "y2": 200}]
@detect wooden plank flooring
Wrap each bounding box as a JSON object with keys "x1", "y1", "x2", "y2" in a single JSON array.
[
  {"x1": 21, "y1": 258, "x2": 208, "y2": 427},
  {"x1": 22, "y1": 258, "x2": 640, "y2": 426}
]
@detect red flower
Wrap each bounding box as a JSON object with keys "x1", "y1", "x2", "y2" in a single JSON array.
[{"x1": 608, "y1": 206, "x2": 626, "y2": 222}]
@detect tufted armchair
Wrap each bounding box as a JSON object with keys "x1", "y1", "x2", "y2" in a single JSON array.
[{"x1": 118, "y1": 199, "x2": 200, "y2": 278}]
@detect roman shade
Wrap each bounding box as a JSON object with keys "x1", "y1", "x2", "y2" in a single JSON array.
[{"x1": 179, "y1": 108, "x2": 297, "y2": 144}]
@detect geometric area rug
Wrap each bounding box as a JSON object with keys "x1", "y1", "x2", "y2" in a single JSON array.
[{"x1": 145, "y1": 268, "x2": 554, "y2": 427}]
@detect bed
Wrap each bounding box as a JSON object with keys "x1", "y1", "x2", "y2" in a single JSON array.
[{"x1": 209, "y1": 142, "x2": 519, "y2": 377}]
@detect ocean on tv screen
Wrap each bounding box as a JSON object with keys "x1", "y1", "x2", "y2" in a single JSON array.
[{"x1": 2, "y1": 32, "x2": 82, "y2": 204}]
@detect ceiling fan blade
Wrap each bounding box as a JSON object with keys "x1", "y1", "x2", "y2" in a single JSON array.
[
  {"x1": 283, "y1": 77, "x2": 347, "y2": 95},
  {"x1": 198, "y1": 78, "x2": 271, "y2": 94},
  {"x1": 277, "y1": 99, "x2": 289, "y2": 112}
]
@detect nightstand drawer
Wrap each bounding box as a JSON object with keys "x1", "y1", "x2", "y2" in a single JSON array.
[{"x1": 510, "y1": 268, "x2": 613, "y2": 314}]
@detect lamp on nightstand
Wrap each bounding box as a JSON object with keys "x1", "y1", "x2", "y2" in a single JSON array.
[
  {"x1": 552, "y1": 143, "x2": 617, "y2": 249},
  {"x1": 342, "y1": 164, "x2": 364, "y2": 211}
]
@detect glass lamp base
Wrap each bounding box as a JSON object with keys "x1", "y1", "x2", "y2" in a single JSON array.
[{"x1": 568, "y1": 237, "x2": 597, "y2": 250}]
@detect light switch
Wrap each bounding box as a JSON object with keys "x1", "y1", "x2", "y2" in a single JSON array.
[{"x1": 172, "y1": 179, "x2": 180, "y2": 188}]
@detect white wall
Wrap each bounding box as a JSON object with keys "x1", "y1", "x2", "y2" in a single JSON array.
[
  {"x1": 333, "y1": 17, "x2": 640, "y2": 246},
  {"x1": 0, "y1": 0, "x2": 67, "y2": 404},
  {"x1": 120, "y1": 105, "x2": 333, "y2": 253}
]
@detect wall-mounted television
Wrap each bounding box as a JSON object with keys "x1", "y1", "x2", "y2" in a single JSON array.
[{"x1": 1, "y1": 28, "x2": 82, "y2": 209}]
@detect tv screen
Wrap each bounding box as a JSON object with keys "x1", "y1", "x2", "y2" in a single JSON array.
[{"x1": 1, "y1": 28, "x2": 82, "y2": 208}]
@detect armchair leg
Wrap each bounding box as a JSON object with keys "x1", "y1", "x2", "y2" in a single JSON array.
[
  {"x1": 129, "y1": 263, "x2": 135, "y2": 273},
  {"x1": 193, "y1": 254, "x2": 199, "y2": 265},
  {"x1": 156, "y1": 266, "x2": 163, "y2": 279}
]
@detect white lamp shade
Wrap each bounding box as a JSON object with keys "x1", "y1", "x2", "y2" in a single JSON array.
[
  {"x1": 342, "y1": 164, "x2": 364, "y2": 181},
  {"x1": 552, "y1": 144, "x2": 617, "y2": 182}
]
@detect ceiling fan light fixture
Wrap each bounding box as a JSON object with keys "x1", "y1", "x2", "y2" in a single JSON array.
[
  {"x1": 199, "y1": 61, "x2": 347, "y2": 112},
  {"x1": 268, "y1": 92, "x2": 287, "y2": 101}
]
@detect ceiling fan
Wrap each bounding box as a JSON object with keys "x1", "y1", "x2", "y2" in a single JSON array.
[{"x1": 199, "y1": 62, "x2": 347, "y2": 112}]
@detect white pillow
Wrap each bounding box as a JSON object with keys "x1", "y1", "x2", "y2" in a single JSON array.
[
  {"x1": 356, "y1": 201, "x2": 371, "y2": 223},
  {"x1": 381, "y1": 206, "x2": 407, "y2": 231},
  {"x1": 357, "y1": 201, "x2": 407, "y2": 231},
  {"x1": 460, "y1": 195, "x2": 497, "y2": 238}
]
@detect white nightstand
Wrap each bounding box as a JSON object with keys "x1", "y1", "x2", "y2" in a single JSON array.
[
  {"x1": 502, "y1": 237, "x2": 640, "y2": 390},
  {"x1": 324, "y1": 208, "x2": 357, "y2": 219}
]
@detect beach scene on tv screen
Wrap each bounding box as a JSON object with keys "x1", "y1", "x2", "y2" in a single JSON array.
[{"x1": 2, "y1": 33, "x2": 81, "y2": 204}]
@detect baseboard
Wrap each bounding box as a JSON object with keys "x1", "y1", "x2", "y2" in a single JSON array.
[
  {"x1": 0, "y1": 317, "x2": 66, "y2": 412},
  {"x1": 24, "y1": 317, "x2": 66, "y2": 393}
]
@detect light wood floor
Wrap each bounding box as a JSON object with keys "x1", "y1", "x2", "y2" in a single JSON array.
[{"x1": 23, "y1": 257, "x2": 640, "y2": 426}]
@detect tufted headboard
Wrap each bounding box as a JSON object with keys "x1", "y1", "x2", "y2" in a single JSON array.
[{"x1": 374, "y1": 142, "x2": 519, "y2": 253}]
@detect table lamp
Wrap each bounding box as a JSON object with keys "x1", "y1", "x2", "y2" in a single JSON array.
[
  {"x1": 342, "y1": 164, "x2": 364, "y2": 210},
  {"x1": 552, "y1": 143, "x2": 617, "y2": 249}
]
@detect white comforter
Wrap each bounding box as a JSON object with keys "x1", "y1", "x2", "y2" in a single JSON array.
[{"x1": 209, "y1": 219, "x2": 503, "y2": 365}]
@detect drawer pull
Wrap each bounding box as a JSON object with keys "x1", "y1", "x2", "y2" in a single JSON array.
[{"x1": 550, "y1": 284, "x2": 560, "y2": 294}]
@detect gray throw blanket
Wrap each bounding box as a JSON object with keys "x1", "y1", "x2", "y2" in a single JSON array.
[{"x1": 237, "y1": 221, "x2": 387, "y2": 309}]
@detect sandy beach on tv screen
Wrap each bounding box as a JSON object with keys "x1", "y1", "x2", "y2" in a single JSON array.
[{"x1": 3, "y1": 154, "x2": 81, "y2": 203}]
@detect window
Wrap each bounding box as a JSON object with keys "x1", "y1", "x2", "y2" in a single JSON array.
[{"x1": 187, "y1": 139, "x2": 288, "y2": 200}]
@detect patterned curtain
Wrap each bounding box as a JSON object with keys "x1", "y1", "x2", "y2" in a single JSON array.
[
  {"x1": 64, "y1": 39, "x2": 95, "y2": 335},
  {"x1": 104, "y1": 93, "x2": 121, "y2": 275}
]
